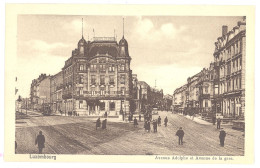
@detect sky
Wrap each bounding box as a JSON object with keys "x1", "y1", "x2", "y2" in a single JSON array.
[{"x1": 16, "y1": 15, "x2": 242, "y2": 97}]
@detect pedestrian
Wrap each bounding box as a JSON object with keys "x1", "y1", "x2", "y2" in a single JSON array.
[
  {"x1": 158, "y1": 116, "x2": 161, "y2": 126},
  {"x1": 15, "y1": 141, "x2": 17, "y2": 154},
  {"x1": 104, "y1": 112, "x2": 108, "y2": 118},
  {"x1": 139, "y1": 114, "x2": 141, "y2": 121},
  {"x1": 96, "y1": 117, "x2": 101, "y2": 130},
  {"x1": 102, "y1": 119, "x2": 107, "y2": 129},
  {"x1": 176, "y1": 127, "x2": 185, "y2": 145},
  {"x1": 35, "y1": 131, "x2": 45, "y2": 154},
  {"x1": 153, "y1": 120, "x2": 157, "y2": 133},
  {"x1": 144, "y1": 120, "x2": 147, "y2": 131},
  {"x1": 128, "y1": 115, "x2": 131, "y2": 122},
  {"x1": 164, "y1": 116, "x2": 168, "y2": 127},
  {"x1": 147, "y1": 121, "x2": 151, "y2": 133},
  {"x1": 217, "y1": 118, "x2": 221, "y2": 129},
  {"x1": 219, "y1": 128, "x2": 226, "y2": 147},
  {"x1": 212, "y1": 115, "x2": 216, "y2": 125},
  {"x1": 134, "y1": 117, "x2": 138, "y2": 127}
]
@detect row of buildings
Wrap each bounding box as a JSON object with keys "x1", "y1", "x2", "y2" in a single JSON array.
[
  {"x1": 28, "y1": 27, "x2": 171, "y2": 117},
  {"x1": 173, "y1": 17, "x2": 246, "y2": 120}
]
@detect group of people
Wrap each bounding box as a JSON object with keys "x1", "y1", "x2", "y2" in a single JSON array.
[
  {"x1": 67, "y1": 111, "x2": 79, "y2": 116},
  {"x1": 96, "y1": 117, "x2": 107, "y2": 130},
  {"x1": 142, "y1": 116, "x2": 169, "y2": 133}
]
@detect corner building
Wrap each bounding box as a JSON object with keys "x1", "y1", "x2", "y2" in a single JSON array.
[
  {"x1": 212, "y1": 17, "x2": 246, "y2": 119},
  {"x1": 62, "y1": 35, "x2": 133, "y2": 116}
]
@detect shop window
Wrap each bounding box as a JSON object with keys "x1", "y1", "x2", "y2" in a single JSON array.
[
  {"x1": 110, "y1": 102, "x2": 115, "y2": 111},
  {"x1": 100, "y1": 102, "x2": 105, "y2": 111}
]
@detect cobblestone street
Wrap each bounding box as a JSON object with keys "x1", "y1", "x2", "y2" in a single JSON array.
[{"x1": 15, "y1": 111, "x2": 244, "y2": 155}]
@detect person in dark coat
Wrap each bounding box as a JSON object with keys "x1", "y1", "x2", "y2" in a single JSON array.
[
  {"x1": 144, "y1": 120, "x2": 147, "y2": 131},
  {"x1": 102, "y1": 119, "x2": 107, "y2": 129},
  {"x1": 212, "y1": 116, "x2": 216, "y2": 125},
  {"x1": 176, "y1": 127, "x2": 185, "y2": 145},
  {"x1": 96, "y1": 117, "x2": 101, "y2": 130},
  {"x1": 164, "y1": 116, "x2": 168, "y2": 127},
  {"x1": 134, "y1": 117, "x2": 138, "y2": 127},
  {"x1": 104, "y1": 112, "x2": 108, "y2": 118},
  {"x1": 15, "y1": 141, "x2": 17, "y2": 154},
  {"x1": 217, "y1": 118, "x2": 221, "y2": 129},
  {"x1": 139, "y1": 114, "x2": 141, "y2": 121},
  {"x1": 153, "y1": 120, "x2": 157, "y2": 133},
  {"x1": 147, "y1": 121, "x2": 151, "y2": 133},
  {"x1": 219, "y1": 128, "x2": 226, "y2": 147},
  {"x1": 35, "y1": 131, "x2": 45, "y2": 154},
  {"x1": 158, "y1": 116, "x2": 161, "y2": 126}
]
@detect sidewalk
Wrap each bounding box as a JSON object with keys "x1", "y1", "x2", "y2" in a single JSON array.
[{"x1": 177, "y1": 113, "x2": 244, "y2": 138}]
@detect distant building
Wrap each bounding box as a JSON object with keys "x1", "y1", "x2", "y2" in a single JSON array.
[
  {"x1": 30, "y1": 74, "x2": 51, "y2": 110},
  {"x1": 50, "y1": 71, "x2": 63, "y2": 113},
  {"x1": 163, "y1": 94, "x2": 173, "y2": 111}
]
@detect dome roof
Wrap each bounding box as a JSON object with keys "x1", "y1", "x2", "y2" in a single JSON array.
[
  {"x1": 119, "y1": 36, "x2": 128, "y2": 46},
  {"x1": 78, "y1": 37, "x2": 87, "y2": 46}
]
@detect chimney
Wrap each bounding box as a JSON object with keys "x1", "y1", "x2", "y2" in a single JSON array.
[{"x1": 222, "y1": 25, "x2": 228, "y2": 36}]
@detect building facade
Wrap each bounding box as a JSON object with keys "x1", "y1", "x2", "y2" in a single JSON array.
[
  {"x1": 30, "y1": 74, "x2": 51, "y2": 110},
  {"x1": 56, "y1": 34, "x2": 133, "y2": 117},
  {"x1": 212, "y1": 17, "x2": 246, "y2": 119},
  {"x1": 50, "y1": 71, "x2": 63, "y2": 113}
]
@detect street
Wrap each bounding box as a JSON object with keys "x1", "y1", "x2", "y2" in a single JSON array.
[{"x1": 15, "y1": 111, "x2": 244, "y2": 155}]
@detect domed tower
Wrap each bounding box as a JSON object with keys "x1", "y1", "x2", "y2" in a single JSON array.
[
  {"x1": 78, "y1": 37, "x2": 86, "y2": 56},
  {"x1": 119, "y1": 36, "x2": 129, "y2": 57},
  {"x1": 119, "y1": 18, "x2": 129, "y2": 57}
]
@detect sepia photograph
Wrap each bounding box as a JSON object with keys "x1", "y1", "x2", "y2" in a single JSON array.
[{"x1": 4, "y1": 4, "x2": 255, "y2": 164}]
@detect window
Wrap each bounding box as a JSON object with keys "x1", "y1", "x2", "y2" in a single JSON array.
[
  {"x1": 120, "y1": 65, "x2": 125, "y2": 71},
  {"x1": 100, "y1": 89, "x2": 105, "y2": 95},
  {"x1": 79, "y1": 100, "x2": 83, "y2": 109},
  {"x1": 121, "y1": 87, "x2": 125, "y2": 95},
  {"x1": 239, "y1": 58, "x2": 242, "y2": 70},
  {"x1": 90, "y1": 65, "x2": 96, "y2": 72},
  {"x1": 109, "y1": 75, "x2": 114, "y2": 85},
  {"x1": 120, "y1": 74, "x2": 125, "y2": 84},
  {"x1": 79, "y1": 75, "x2": 84, "y2": 84},
  {"x1": 100, "y1": 64, "x2": 106, "y2": 72},
  {"x1": 100, "y1": 75, "x2": 105, "y2": 85},
  {"x1": 79, "y1": 87, "x2": 83, "y2": 95},
  {"x1": 108, "y1": 65, "x2": 115, "y2": 72},
  {"x1": 91, "y1": 75, "x2": 96, "y2": 85},
  {"x1": 109, "y1": 102, "x2": 115, "y2": 111},
  {"x1": 79, "y1": 64, "x2": 84, "y2": 71},
  {"x1": 205, "y1": 86, "x2": 209, "y2": 93},
  {"x1": 100, "y1": 102, "x2": 105, "y2": 111}
]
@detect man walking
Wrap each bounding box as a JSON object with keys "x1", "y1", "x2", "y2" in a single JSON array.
[
  {"x1": 35, "y1": 131, "x2": 45, "y2": 154},
  {"x1": 153, "y1": 120, "x2": 157, "y2": 133},
  {"x1": 158, "y1": 116, "x2": 161, "y2": 126},
  {"x1": 139, "y1": 114, "x2": 141, "y2": 121},
  {"x1": 219, "y1": 128, "x2": 226, "y2": 147},
  {"x1": 176, "y1": 127, "x2": 185, "y2": 145},
  {"x1": 102, "y1": 119, "x2": 107, "y2": 129},
  {"x1": 134, "y1": 117, "x2": 138, "y2": 127},
  {"x1": 96, "y1": 117, "x2": 101, "y2": 130},
  {"x1": 164, "y1": 116, "x2": 168, "y2": 127},
  {"x1": 217, "y1": 118, "x2": 221, "y2": 129}
]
